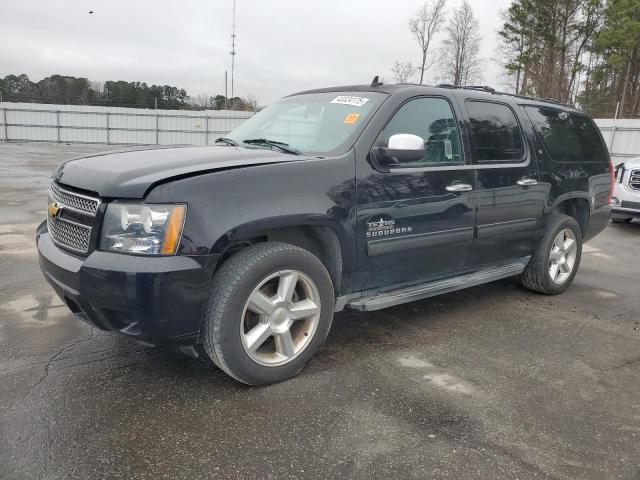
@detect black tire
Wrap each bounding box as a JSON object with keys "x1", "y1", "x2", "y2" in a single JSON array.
[
  {"x1": 202, "y1": 242, "x2": 334, "y2": 385},
  {"x1": 521, "y1": 213, "x2": 583, "y2": 295}
]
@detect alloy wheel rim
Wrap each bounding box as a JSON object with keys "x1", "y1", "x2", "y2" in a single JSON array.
[
  {"x1": 240, "y1": 270, "x2": 321, "y2": 367},
  {"x1": 548, "y1": 228, "x2": 578, "y2": 285}
]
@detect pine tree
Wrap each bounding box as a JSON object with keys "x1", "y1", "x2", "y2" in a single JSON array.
[{"x1": 498, "y1": 0, "x2": 603, "y2": 104}]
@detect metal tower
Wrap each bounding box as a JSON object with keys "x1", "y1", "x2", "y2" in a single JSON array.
[{"x1": 230, "y1": 0, "x2": 237, "y2": 99}]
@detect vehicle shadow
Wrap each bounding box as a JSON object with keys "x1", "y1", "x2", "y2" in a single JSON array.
[{"x1": 117, "y1": 275, "x2": 528, "y2": 387}]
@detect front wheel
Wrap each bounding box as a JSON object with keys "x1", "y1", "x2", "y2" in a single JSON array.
[
  {"x1": 522, "y1": 213, "x2": 583, "y2": 295},
  {"x1": 202, "y1": 242, "x2": 335, "y2": 385}
]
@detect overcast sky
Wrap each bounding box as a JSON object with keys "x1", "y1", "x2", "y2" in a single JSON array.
[{"x1": 1, "y1": 0, "x2": 511, "y2": 104}]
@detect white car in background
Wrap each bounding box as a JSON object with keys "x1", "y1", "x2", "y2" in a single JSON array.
[{"x1": 611, "y1": 157, "x2": 640, "y2": 223}]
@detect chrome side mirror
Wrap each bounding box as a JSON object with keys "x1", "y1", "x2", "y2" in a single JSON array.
[
  {"x1": 388, "y1": 133, "x2": 425, "y2": 150},
  {"x1": 369, "y1": 133, "x2": 427, "y2": 173}
]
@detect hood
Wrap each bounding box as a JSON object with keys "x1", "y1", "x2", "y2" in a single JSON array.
[
  {"x1": 53, "y1": 145, "x2": 300, "y2": 198},
  {"x1": 619, "y1": 157, "x2": 640, "y2": 169}
]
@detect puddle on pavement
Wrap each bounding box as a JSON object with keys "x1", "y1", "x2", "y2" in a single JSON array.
[
  {"x1": 0, "y1": 223, "x2": 40, "y2": 256},
  {"x1": 423, "y1": 373, "x2": 476, "y2": 395},
  {"x1": 398, "y1": 356, "x2": 434, "y2": 368},
  {"x1": 2, "y1": 294, "x2": 68, "y2": 325},
  {"x1": 588, "y1": 251, "x2": 613, "y2": 259},
  {"x1": 397, "y1": 354, "x2": 477, "y2": 396},
  {"x1": 595, "y1": 290, "x2": 618, "y2": 299}
]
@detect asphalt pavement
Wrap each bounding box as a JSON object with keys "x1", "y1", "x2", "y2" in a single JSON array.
[{"x1": 1, "y1": 142, "x2": 639, "y2": 479}]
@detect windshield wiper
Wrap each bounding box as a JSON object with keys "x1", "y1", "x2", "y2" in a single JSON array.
[
  {"x1": 241, "y1": 138, "x2": 302, "y2": 155},
  {"x1": 215, "y1": 137, "x2": 239, "y2": 146}
]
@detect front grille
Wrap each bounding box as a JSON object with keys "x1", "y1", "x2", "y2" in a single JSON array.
[
  {"x1": 50, "y1": 182, "x2": 100, "y2": 216},
  {"x1": 630, "y1": 170, "x2": 640, "y2": 191},
  {"x1": 47, "y1": 182, "x2": 100, "y2": 254},
  {"x1": 47, "y1": 215, "x2": 92, "y2": 254}
]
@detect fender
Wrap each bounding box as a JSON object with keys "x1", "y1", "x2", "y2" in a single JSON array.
[
  {"x1": 212, "y1": 214, "x2": 349, "y2": 294},
  {"x1": 546, "y1": 191, "x2": 592, "y2": 216},
  {"x1": 145, "y1": 152, "x2": 358, "y2": 284},
  {"x1": 210, "y1": 214, "x2": 348, "y2": 254}
]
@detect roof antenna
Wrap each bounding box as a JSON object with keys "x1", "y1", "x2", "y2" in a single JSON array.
[{"x1": 370, "y1": 75, "x2": 383, "y2": 87}]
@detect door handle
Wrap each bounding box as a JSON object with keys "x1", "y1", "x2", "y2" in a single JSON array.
[
  {"x1": 517, "y1": 178, "x2": 538, "y2": 186},
  {"x1": 446, "y1": 183, "x2": 473, "y2": 192}
]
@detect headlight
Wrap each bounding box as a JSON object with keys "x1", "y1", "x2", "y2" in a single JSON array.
[{"x1": 100, "y1": 203, "x2": 186, "y2": 255}]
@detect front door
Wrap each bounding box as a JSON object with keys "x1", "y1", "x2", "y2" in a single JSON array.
[
  {"x1": 462, "y1": 99, "x2": 546, "y2": 266},
  {"x1": 355, "y1": 96, "x2": 476, "y2": 291}
]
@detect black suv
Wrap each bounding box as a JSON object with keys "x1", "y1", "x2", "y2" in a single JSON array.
[{"x1": 37, "y1": 82, "x2": 613, "y2": 385}]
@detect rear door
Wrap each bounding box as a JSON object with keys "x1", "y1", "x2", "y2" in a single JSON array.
[
  {"x1": 354, "y1": 96, "x2": 476, "y2": 291},
  {"x1": 462, "y1": 99, "x2": 546, "y2": 266}
]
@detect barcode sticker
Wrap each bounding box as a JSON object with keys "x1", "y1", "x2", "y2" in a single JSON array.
[{"x1": 331, "y1": 96, "x2": 370, "y2": 107}]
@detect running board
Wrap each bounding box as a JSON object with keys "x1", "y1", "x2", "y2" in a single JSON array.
[{"x1": 345, "y1": 260, "x2": 528, "y2": 312}]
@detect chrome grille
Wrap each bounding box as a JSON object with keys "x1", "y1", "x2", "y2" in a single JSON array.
[
  {"x1": 47, "y1": 182, "x2": 99, "y2": 254},
  {"x1": 50, "y1": 182, "x2": 100, "y2": 216},
  {"x1": 47, "y1": 216, "x2": 92, "y2": 254},
  {"x1": 630, "y1": 170, "x2": 640, "y2": 191}
]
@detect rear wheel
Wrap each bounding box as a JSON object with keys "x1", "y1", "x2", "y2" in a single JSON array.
[
  {"x1": 522, "y1": 213, "x2": 582, "y2": 295},
  {"x1": 202, "y1": 242, "x2": 335, "y2": 385}
]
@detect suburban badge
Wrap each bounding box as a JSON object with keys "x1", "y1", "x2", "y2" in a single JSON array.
[{"x1": 366, "y1": 217, "x2": 413, "y2": 238}]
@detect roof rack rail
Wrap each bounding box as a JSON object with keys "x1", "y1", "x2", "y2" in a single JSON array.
[
  {"x1": 541, "y1": 97, "x2": 564, "y2": 105},
  {"x1": 436, "y1": 84, "x2": 496, "y2": 94},
  {"x1": 435, "y1": 83, "x2": 574, "y2": 109}
]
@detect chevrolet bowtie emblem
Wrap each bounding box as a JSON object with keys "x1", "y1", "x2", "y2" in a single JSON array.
[{"x1": 48, "y1": 201, "x2": 61, "y2": 218}]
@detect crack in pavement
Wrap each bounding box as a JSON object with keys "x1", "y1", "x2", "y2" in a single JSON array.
[
  {"x1": 30, "y1": 328, "x2": 95, "y2": 391},
  {"x1": 3, "y1": 329, "x2": 97, "y2": 477},
  {"x1": 1, "y1": 343, "x2": 153, "y2": 380}
]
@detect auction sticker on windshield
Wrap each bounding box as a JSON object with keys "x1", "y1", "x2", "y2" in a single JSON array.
[
  {"x1": 331, "y1": 96, "x2": 370, "y2": 107},
  {"x1": 343, "y1": 113, "x2": 360, "y2": 124}
]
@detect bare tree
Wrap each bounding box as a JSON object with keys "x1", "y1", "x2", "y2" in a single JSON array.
[
  {"x1": 391, "y1": 61, "x2": 416, "y2": 83},
  {"x1": 440, "y1": 0, "x2": 483, "y2": 86},
  {"x1": 245, "y1": 93, "x2": 258, "y2": 112},
  {"x1": 191, "y1": 92, "x2": 211, "y2": 109},
  {"x1": 90, "y1": 80, "x2": 104, "y2": 94},
  {"x1": 408, "y1": 0, "x2": 448, "y2": 84}
]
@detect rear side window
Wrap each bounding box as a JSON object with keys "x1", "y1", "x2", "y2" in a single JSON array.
[
  {"x1": 466, "y1": 101, "x2": 525, "y2": 163},
  {"x1": 524, "y1": 106, "x2": 607, "y2": 163}
]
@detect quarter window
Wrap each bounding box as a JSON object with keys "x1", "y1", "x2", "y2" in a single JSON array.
[
  {"x1": 467, "y1": 101, "x2": 525, "y2": 163},
  {"x1": 379, "y1": 97, "x2": 464, "y2": 165},
  {"x1": 524, "y1": 106, "x2": 608, "y2": 163}
]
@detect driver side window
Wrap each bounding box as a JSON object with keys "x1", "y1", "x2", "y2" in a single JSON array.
[{"x1": 379, "y1": 97, "x2": 464, "y2": 165}]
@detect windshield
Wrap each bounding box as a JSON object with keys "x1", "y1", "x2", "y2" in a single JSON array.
[{"x1": 226, "y1": 91, "x2": 387, "y2": 156}]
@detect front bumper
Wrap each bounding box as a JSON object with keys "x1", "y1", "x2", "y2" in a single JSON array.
[
  {"x1": 611, "y1": 200, "x2": 640, "y2": 218},
  {"x1": 37, "y1": 222, "x2": 218, "y2": 346},
  {"x1": 612, "y1": 181, "x2": 640, "y2": 218}
]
